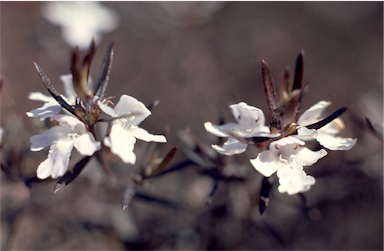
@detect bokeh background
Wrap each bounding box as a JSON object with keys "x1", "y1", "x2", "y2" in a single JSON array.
[{"x1": 1, "y1": 1, "x2": 383, "y2": 250}]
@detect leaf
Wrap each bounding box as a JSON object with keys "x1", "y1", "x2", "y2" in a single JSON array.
[
  {"x1": 262, "y1": 60, "x2": 281, "y2": 132},
  {"x1": 178, "y1": 128, "x2": 216, "y2": 168},
  {"x1": 291, "y1": 51, "x2": 305, "y2": 122},
  {"x1": 306, "y1": 107, "x2": 347, "y2": 130},
  {"x1": 122, "y1": 182, "x2": 136, "y2": 210},
  {"x1": 366, "y1": 117, "x2": 384, "y2": 141},
  {"x1": 71, "y1": 42, "x2": 95, "y2": 104},
  {"x1": 93, "y1": 43, "x2": 114, "y2": 103},
  {"x1": 148, "y1": 159, "x2": 195, "y2": 179},
  {"x1": 54, "y1": 155, "x2": 93, "y2": 193},
  {"x1": 279, "y1": 67, "x2": 290, "y2": 104},
  {"x1": 292, "y1": 51, "x2": 305, "y2": 91},
  {"x1": 134, "y1": 191, "x2": 181, "y2": 210},
  {"x1": 259, "y1": 177, "x2": 272, "y2": 214},
  {"x1": 33, "y1": 62, "x2": 78, "y2": 118},
  {"x1": 205, "y1": 179, "x2": 219, "y2": 205},
  {"x1": 145, "y1": 147, "x2": 177, "y2": 178},
  {"x1": 245, "y1": 136, "x2": 273, "y2": 144}
]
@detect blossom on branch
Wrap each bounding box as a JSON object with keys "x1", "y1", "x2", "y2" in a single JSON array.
[
  {"x1": 98, "y1": 95, "x2": 167, "y2": 164},
  {"x1": 297, "y1": 101, "x2": 357, "y2": 150},
  {"x1": 250, "y1": 136, "x2": 327, "y2": 194},
  {"x1": 30, "y1": 115, "x2": 100, "y2": 179},
  {"x1": 204, "y1": 102, "x2": 279, "y2": 155},
  {"x1": 26, "y1": 74, "x2": 76, "y2": 120}
]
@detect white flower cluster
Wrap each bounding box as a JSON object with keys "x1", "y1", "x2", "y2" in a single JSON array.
[
  {"x1": 28, "y1": 75, "x2": 166, "y2": 179},
  {"x1": 205, "y1": 101, "x2": 356, "y2": 195}
]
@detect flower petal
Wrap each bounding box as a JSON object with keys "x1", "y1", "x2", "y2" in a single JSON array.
[
  {"x1": 295, "y1": 147, "x2": 327, "y2": 166},
  {"x1": 298, "y1": 101, "x2": 331, "y2": 126},
  {"x1": 204, "y1": 122, "x2": 238, "y2": 137},
  {"x1": 276, "y1": 164, "x2": 315, "y2": 195},
  {"x1": 114, "y1": 95, "x2": 151, "y2": 126},
  {"x1": 129, "y1": 126, "x2": 166, "y2": 143},
  {"x1": 250, "y1": 150, "x2": 280, "y2": 177},
  {"x1": 319, "y1": 118, "x2": 344, "y2": 135},
  {"x1": 296, "y1": 127, "x2": 318, "y2": 141},
  {"x1": 26, "y1": 104, "x2": 62, "y2": 120},
  {"x1": 36, "y1": 140, "x2": 74, "y2": 179},
  {"x1": 230, "y1": 102, "x2": 266, "y2": 131},
  {"x1": 74, "y1": 133, "x2": 100, "y2": 155},
  {"x1": 28, "y1": 92, "x2": 53, "y2": 102},
  {"x1": 60, "y1": 74, "x2": 77, "y2": 102},
  {"x1": 98, "y1": 101, "x2": 117, "y2": 117},
  {"x1": 30, "y1": 126, "x2": 65, "y2": 151},
  {"x1": 317, "y1": 134, "x2": 357, "y2": 151},
  {"x1": 55, "y1": 114, "x2": 87, "y2": 133},
  {"x1": 212, "y1": 137, "x2": 247, "y2": 156},
  {"x1": 104, "y1": 124, "x2": 137, "y2": 164}
]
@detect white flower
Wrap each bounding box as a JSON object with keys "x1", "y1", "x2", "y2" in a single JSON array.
[
  {"x1": 276, "y1": 162, "x2": 316, "y2": 195},
  {"x1": 250, "y1": 136, "x2": 327, "y2": 195},
  {"x1": 98, "y1": 95, "x2": 167, "y2": 164},
  {"x1": 204, "y1": 102, "x2": 279, "y2": 155},
  {"x1": 297, "y1": 101, "x2": 357, "y2": 150},
  {"x1": 30, "y1": 114, "x2": 100, "y2": 179},
  {"x1": 42, "y1": 2, "x2": 119, "y2": 49},
  {"x1": 27, "y1": 74, "x2": 77, "y2": 120}
]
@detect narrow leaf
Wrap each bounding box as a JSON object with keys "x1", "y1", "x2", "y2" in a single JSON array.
[
  {"x1": 245, "y1": 136, "x2": 273, "y2": 144},
  {"x1": 33, "y1": 62, "x2": 77, "y2": 117},
  {"x1": 306, "y1": 107, "x2": 347, "y2": 130},
  {"x1": 148, "y1": 159, "x2": 195, "y2": 179},
  {"x1": 71, "y1": 42, "x2": 95, "y2": 104},
  {"x1": 259, "y1": 177, "x2": 272, "y2": 214},
  {"x1": 279, "y1": 67, "x2": 290, "y2": 104},
  {"x1": 291, "y1": 51, "x2": 305, "y2": 122},
  {"x1": 145, "y1": 147, "x2": 177, "y2": 178},
  {"x1": 262, "y1": 60, "x2": 281, "y2": 131},
  {"x1": 122, "y1": 182, "x2": 136, "y2": 210},
  {"x1": 134, "y1": 191, "x2": 181, "y2": 210},
  {"x1": 54, "y1": 155, "x2": 93, "y2": 193},
  {"x1": 292, "y1": 51, "x2": 304, "y2": 91},
  {"x1": 94, "y1": 43, "x2": 114, "y2": 103},
  {"x1": 205, "y1": 179, "x2": 219, "y2": 205},
  {"x1": 366, "y1": 117, "x2": 384, "y2": 141}
]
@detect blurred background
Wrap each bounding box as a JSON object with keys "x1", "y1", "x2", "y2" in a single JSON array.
[{"x1": 1, "y1": 2, "x2": 383, "y2": 250}]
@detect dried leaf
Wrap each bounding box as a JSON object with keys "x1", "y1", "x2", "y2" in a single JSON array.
[
  {"x1": 262, "y1": 60, "x2": 281, "y2": 132},
  {"x1": 71, "y1": 42, "x2": 95, "y2": 104},
  {"x1": 279, "y1": 67, "x2": 290, "y2": 104},
  {"x1": 94, "y1": 43, "x2": 114, "y2": 103}
]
